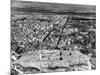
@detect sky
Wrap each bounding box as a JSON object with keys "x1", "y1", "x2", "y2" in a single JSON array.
[{"x1": 18, "y1": 0, "x2": 96, "y2": 5}]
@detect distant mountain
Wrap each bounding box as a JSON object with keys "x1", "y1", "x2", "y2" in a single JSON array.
[{"x1": 11, "y1": 0, "x2": 96, "y2": 14}]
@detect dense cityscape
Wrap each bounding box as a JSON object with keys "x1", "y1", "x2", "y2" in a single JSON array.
[{"x1": 11, "y1": 0, "x2": 96, "y2": 75}]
